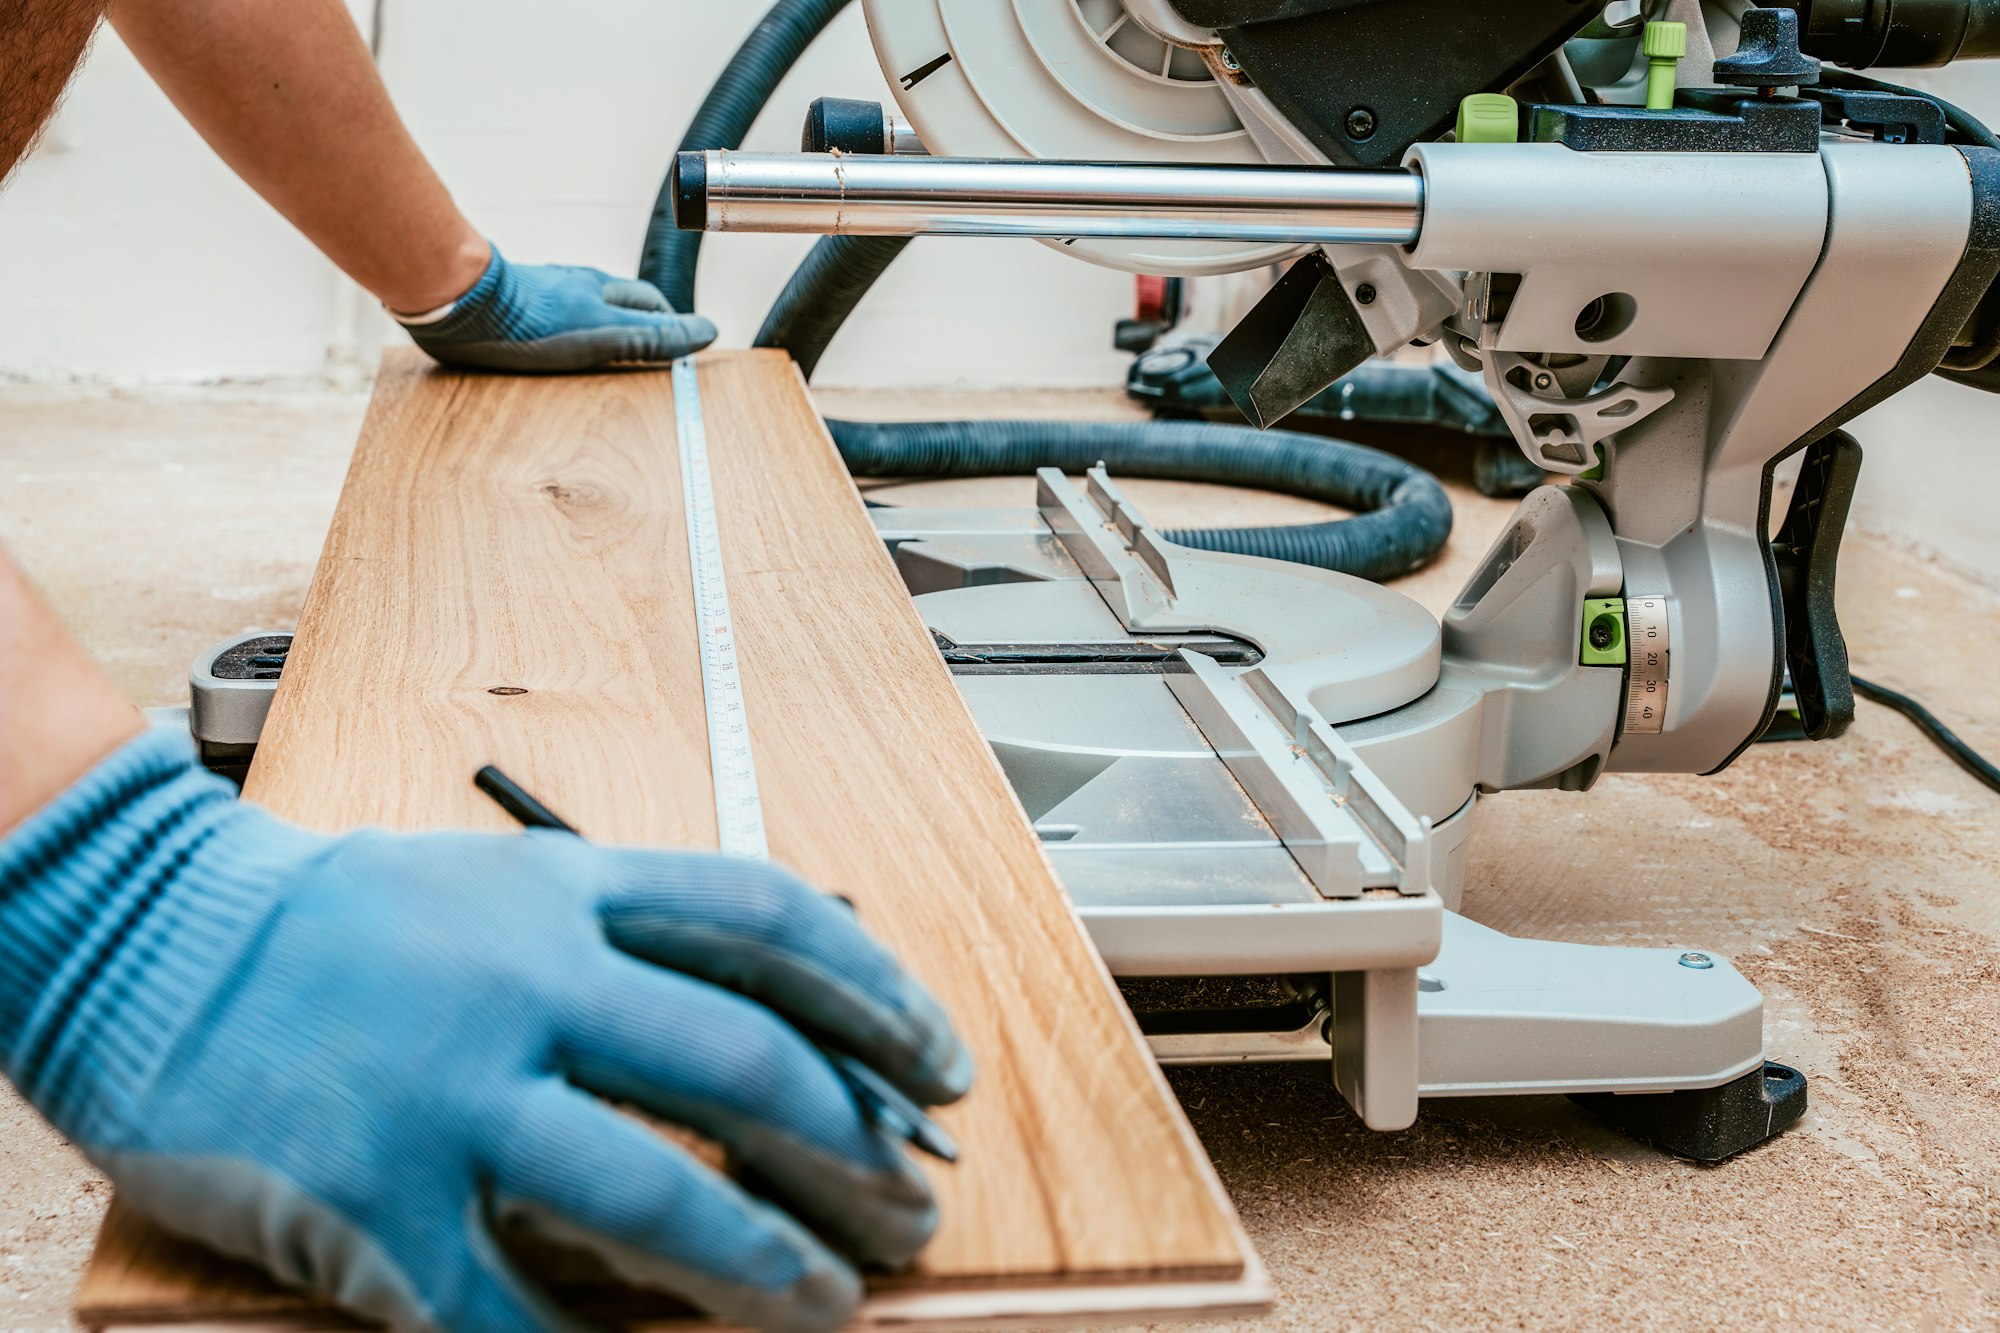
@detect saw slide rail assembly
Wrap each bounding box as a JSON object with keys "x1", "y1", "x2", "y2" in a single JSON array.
[
  {"x1": 646, "y1": 0, "x2": 1457, "y2": 581},
  {"x1": 675, "y1": 151, "x2": 1425, "y2": 246}
]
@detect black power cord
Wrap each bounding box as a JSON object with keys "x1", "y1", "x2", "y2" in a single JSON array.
[{"x1": 1852, "y1": 674, "x2": 2000, "y2": 794}]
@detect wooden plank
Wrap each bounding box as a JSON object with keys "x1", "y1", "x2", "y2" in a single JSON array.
[
  {"x1": 75, "y1": 1206, "x2": 1271, "y2": 1331},
  {"x1": 76, "y1": 350, "x2": 1257, "y2": 1328}
]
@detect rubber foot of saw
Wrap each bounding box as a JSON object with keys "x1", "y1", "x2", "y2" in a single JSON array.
[{"x1": 1568, "y1": 1061, "x2": 1807, "y2": 1163}]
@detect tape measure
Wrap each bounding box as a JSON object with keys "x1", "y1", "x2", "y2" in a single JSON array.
[{"x1": 673, "y1": 356, "x2": 770, "y2": 861}]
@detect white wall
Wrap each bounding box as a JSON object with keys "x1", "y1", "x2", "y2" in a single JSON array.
[
  {"x1": 0, "y1": 2, "x2": 1132, "y2": 387},
  {"x1": 0, "y1": 12, "x2": 360, "y2": 380}
]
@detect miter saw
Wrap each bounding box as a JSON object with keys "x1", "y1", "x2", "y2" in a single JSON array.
[{"x1": 198, "y1": 0, "x2": 2000, "y2": 1160}]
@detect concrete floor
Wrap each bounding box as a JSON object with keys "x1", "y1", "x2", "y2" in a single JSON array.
[{"x1": 5, "y1": 380, "x2": 2000, "y2": 1330}]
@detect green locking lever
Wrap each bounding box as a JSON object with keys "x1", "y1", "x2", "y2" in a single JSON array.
[
  {"x1": 1456, "y1": 92, "x2": 1520, "y2": 144},
  {"x1": 1644, "y1": 21, "x2": 1687, "y2": 112}
]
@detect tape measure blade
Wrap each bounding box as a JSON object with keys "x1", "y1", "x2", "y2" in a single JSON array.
[{"x1": 674, "y1": 356, "x2": 770, "y2": 863}]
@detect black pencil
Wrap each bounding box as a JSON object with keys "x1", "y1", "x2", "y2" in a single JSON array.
[{"x1": 474, "y1": 764, "x2": 578, "y2": 834}]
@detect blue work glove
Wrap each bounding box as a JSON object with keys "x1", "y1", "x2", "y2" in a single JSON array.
[
  {"x1": 399, "y1": 246, "x2": 718, "y2": 373},
  {"x1": 0, "y1": 730, "x2": 971, "y2": 1333}
]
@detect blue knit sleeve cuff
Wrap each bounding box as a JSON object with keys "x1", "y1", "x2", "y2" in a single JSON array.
[
  {"x1": 0, "y1": 729, "x2": 317, "y2": 1137},
  {"x1": 398, "y1": 245, "x2": 515, "y2": 340}
]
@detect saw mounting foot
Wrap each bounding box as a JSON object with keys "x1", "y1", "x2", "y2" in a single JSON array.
[{"x1": 1569, "y1": 1061, "x2": 1808, "y2": 1163}]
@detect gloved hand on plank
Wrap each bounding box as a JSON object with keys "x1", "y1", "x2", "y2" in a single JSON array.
[
  {"x1": 397, "y1": 246, "x2": 719, "y2": 373},
  {"x1": 0, "y1": 729, "x2": 970, "y2": 1333}
]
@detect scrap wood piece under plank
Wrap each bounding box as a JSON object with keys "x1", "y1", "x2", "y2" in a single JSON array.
[{"x1": 73, "y1": 349, "x2": 1264, "y2": 1330}]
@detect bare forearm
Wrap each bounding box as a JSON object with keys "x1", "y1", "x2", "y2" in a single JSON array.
[
  {"x1": 109, "y1": 0, "x2": 488, "y2": 312},
  {"x1": 0, "y1": 4, "x2": 138, "y2": 827},
  {"x1": 0, "y1": 549, "x2": 143, "y2": 835}
]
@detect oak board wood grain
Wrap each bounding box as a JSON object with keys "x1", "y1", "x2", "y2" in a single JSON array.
[{"x1": 76, "y1": 350, "x2": 1257, "y2": 1328}]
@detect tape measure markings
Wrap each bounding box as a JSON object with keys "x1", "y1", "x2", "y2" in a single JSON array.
[
  {"x1": 674, "y1": 356, "x2": 770, "y2": 862},
  {"x1": 1624, "y1": 595, "x2": 1672, "y2": 736}
]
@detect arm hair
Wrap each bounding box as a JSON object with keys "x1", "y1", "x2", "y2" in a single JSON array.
[{"x1": 0, "y1": 0, "x2": 109, "y2": 186}]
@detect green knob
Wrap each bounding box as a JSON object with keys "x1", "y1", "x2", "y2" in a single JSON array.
[
  {"x1": 1455, "y1": 92, "x2": 1519, "y2": 144},
  {"x1": 1644, "y1": 20, "x2": 1687, "y2": 111}
]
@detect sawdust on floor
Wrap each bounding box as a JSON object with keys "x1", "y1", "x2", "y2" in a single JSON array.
[{"x1": 4, "y1": 382, "x2": 2000, "y2": 1330}]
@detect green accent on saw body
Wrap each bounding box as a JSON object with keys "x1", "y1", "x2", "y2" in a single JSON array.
[
  {"x1": 1643, "y1": 21, "x2": 1687, "y2": 112},
  {"x1": 1582, "y1": 597, "x2": 1628, "y2": 667},
  {"x1": 1456, "y1": 93, "x2": 1520, "y2": 144}
]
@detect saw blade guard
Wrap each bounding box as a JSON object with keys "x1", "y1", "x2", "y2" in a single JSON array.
[{"x1": 861, "y1": 0, "x2": 1310, "y2": 275}]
